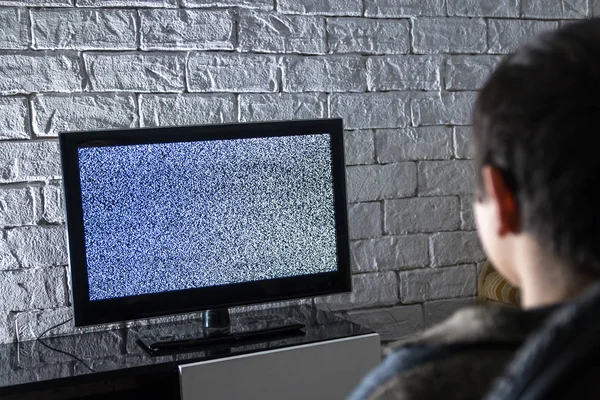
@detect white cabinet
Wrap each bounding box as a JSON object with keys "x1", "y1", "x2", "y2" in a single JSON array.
[{"x1": 179, "y1": 333, "x2": 381, "y2": 400}]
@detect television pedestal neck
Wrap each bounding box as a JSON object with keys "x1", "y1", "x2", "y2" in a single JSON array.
[
  {"x1": 137, "y1": 307, "x2": 307, "y2": 355},
  {"x1": 202, "y1": 308, "x2": 231, "y2": 336}
]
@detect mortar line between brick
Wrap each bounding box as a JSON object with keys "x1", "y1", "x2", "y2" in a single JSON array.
[
  {"x1": 324, "y1": 17, "x2": 330, "y2": 54},
  {"x1": 183, "y1": 51, "x2": 191, "y2": 93},
  {"x1": 485, "y1": 18, "x2": 490, "y2": 53},
  {"x1": 134, "y1": 93, "x2": 142, "y2": 127},
  {"x1": 379, "y1": 199, "x2": 386, "y2": 235},
  {"x1": 135, "y1": 9, "x2": 142, "y2": 51},
  {"x1": 79, "y1": 52, "x2": 90, "y2": 92},
  {"x1": 234, "y1": 93, "x2": 241, "y2": 122},
  {"x1": 408, "y1": 18, "x2": 414, "y2": 55},
  {"x1": 371, "y1": 129, "x2": 378, "y2": 163},
  {"x1": 452, "y1": 127, "x2": 458, "y2": 159},
  {"x1": 519, "y1": 0, "x2": 524, "y2": 17},
  {"x1": 25, "y1": 94, "x2": 35, "y2": 140},
  {"x1": 63, "y1": 266, "x2": 72, "y2": 308},
  {"x1": 232, "y1": 8, "x2": 240, "y2": 51},
  {"x1": 26, "y1": 7, "x2": 34, "y2": 50}
]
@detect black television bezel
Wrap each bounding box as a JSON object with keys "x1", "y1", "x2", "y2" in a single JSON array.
[{"x1": 60, "y1": 118, "x2": 351, "y2": 327}]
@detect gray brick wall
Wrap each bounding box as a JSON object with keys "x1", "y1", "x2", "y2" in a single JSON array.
[{"x1": 0, "y1": 0, "x2": 576, "y2": 344}]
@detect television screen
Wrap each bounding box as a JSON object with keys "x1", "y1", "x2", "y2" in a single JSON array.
[
  {"x1": 79, "y1": 135, "x2": 338, "y2": 300},
  {"x1": 61, "y1": 119, "x2": 350, "y2": 326}
]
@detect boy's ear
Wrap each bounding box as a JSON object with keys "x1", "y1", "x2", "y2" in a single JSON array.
[{"x1": 481, "y1": 165, "x2": 521, "y2": 236}]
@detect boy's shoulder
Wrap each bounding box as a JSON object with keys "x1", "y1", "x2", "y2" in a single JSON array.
[{"x1": 348, "y1": 305, "x2": 557, "y2": 400}]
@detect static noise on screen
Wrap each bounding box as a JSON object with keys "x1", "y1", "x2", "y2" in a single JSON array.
[{"x1": 78, "y1": 134, "x2": 339, "y2": 301}]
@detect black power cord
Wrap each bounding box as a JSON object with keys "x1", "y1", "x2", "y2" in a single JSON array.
[{"x1": 36, "y1": 317, "x2": 95, "y2": 372}]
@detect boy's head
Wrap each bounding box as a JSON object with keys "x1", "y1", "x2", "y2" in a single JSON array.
[{"x1": 472, "y1": 19, "x2": 600, "y2": 288}]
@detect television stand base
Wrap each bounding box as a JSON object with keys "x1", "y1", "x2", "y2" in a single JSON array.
[{"x1": 137, "y1": 311, "x2": 306, "y2": 356}]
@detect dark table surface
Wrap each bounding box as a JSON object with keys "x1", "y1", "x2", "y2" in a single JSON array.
[{"x1": 0, "y1": 305, "x2": 374, "y2": 397}]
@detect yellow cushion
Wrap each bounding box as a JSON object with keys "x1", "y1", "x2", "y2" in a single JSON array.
[{"x1": 477, "y1": 261, "x2": 520, "y2": 306}]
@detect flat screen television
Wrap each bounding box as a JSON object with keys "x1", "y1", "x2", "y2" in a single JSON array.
[{"x1": 60, "y1": 118, "x2": 350, "y2": 341}]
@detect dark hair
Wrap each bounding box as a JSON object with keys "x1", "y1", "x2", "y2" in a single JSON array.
[{"x1": 472, "y1": 18, "x2": 600, "y2": 276}]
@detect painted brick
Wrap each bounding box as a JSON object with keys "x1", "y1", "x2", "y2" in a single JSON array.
[
  {"x1": 85, "y1": 53, "x2": 185, "y2": 92},
  {"x1": 182, "y1": 0, "x2": 273, "y2": 9},
  {"x1": 239, "y1": 11, "x2": 325, "y2": 54},
  {"x1": 282, "y1": 56, "x2": 366, "y2": 92},
  {"x1": 0, "y1": 8, "x2": 29, "y2": 49},
  {"x1": 430, "y1": 231, "x2": 486, "y2": 267},
  {"x1": 423, "y1": 297, "x2": 476, "y2": 327},
  {"x1": 350, "y1": 235, "x2": 429, "y2": 273},
  {"x1": 0, "y1": 187, "x2": 37, "y2": 227},
  {"x1": 32, "y1": 9, "x2": 136, "y2": 50},
  {"x1": 15, "y1": 307, "x2": 73, "y2": 342},
  {"x1": 43, "y1": 184, "x2": 64, "y2": 224},
  {"x1": 0, "y1": 312, "x2": 12, "y2": 343},
  {"x1": 347, "y1": 162, "x2": 416, "y2": 202},
  {"x1": 373, "y1": 235, "x2": 429, "y2": 270},
  {"x1": 327, "y1": 18, "x2": 409, "y2": 54},
  {"x1": 399, "y1": 264, "x2": 477, "y2": 303},
  {"x1": 0, "y1": 267, "x2": 67, "y2": 311},
  {"x1": 0, "y1": 0, "x2": 72, "y2": 5},
  {"x1": 0, "y1": 52, "x2": 82, "y2": 95},
  {"x1": 317, "y1": 272, "x2": 398, "y2": 311},
  {"x1": 418, "y1": 160, "x2": 473, "y2": 196},
  {"x1": 348, "y1": 202, "x2": 381, "y2": 240},
  {"x1": 445, "y1": 56, "x2": 501, "y2": 90},
  {"x1": 0, "y1": 237, "x2": 19, "y2": 271},
  {"x1": 365, "y1": 0, "x2": 445, "y2": 17},
  {"x1": 488, "y1": 20, "x2": 559, "y2": 54},
  {"x1": 344, "y1": 130, "x2": 375, "y2": 165},
  {"x1": 384, "y1": 196, "x2": 460, "y2": 234},
  {"x1": 411, "y1": 92, "x2": 477, "y2": 126},
  {"x1": 32, "y1": 94, "x2": 138, "y2": 137},
  {"x1": 0, "y1": 141, "x2": 61, "y2": 183},
  {"x1": 239, "y1": 93, "x2": 326, "y2": 122},
  {"x1": 460, "y1": 195, "x2": 476, "y2": 230},
  {"x1": 447, "y1": 0, "x2": 519, "y2": 17},
  {"x1": 454, "y1": 126, "x2": 471, "y2": 159},
  {"x1": 278, "y1": 0, "x2": 362, "y2": 15},
  {"x1": 350, "y1": 240, "x2": 375, "y2": 273},
  {"x1": 413, "y1": 18, "x2": 487, "y2": 54},
  {"x1": 140, "y1": 94, "x2": 235, "y2": 127},
  {"x1": 521, "y1": 0, "x2": 587, "y2": 18},
  {"x1": 367, "y1": 56, "x2": 440, "y2": 91},
  {"x1": 6, "y1": 226, "x2": 67, "y2": 269},
  {"x1": 347, "y1": 305, "x2": 423, "y2": 341},
  {"x1": 330, "y1": 93, "x2": 411, "y2": 129},
  {"x1": 140, "y1": 9, "x2": 233, "y2": 51},
  {"x1": 188, "y1": 53, "x2": 278, "y2": 93},
  {"x1": 0, "y1": 96, "x2": 29, "y2": 139},
  {"x1": 77, "y1": 0, "x2": 177, "y2": 6},
  {"x1": 376, "y1": 127, "x2": 452, "y2": 163}
]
